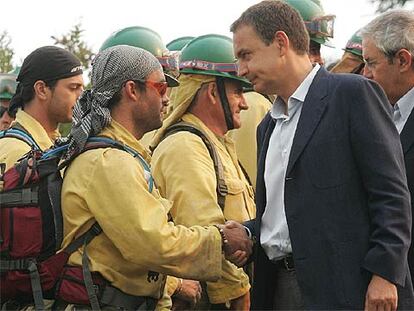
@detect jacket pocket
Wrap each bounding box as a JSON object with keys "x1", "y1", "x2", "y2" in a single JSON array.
[{"x1": 223, "y1": 179, "x2": 251, "y2": 222}]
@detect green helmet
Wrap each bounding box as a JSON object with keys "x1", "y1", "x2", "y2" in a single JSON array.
[
  {"x1": 166, "y1": 36, "x2": 194, "y2": 52},
  {"x1": 0, "y1": 73, "x2": 17, "y2": 100},
  {"x1": 180, "y1": 34, "x2": 250, "y2": 131},
  {"x1": 8, "y1": 66, "x2": 21, "y2": 76},
  {"x1": 179, "y1": 34, "x2": 250, "y2": 87},
  {"x1": 310, "y1": 0, "x2": 323, "y2": 9},
  {"x1": 344, "y1": 30, "x2": 363, "y2": 58},
  {"x1": 100, "y1": 26, "x2": 179, "y2": 86},
  {"x1": 284, "y1": 0, "x2": 335, "y2": 47}
]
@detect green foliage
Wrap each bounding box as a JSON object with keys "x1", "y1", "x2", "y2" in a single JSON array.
[
  {"x1": 53, "y1": 22, "x2": 94, "y2": 136},
  {"x1": 0, "y1": 31, "x2": 14, "y2": 73},
  {"x1": 58, "y1": 122, "x2": 72, "y2": 137},
  {"x1": 51, "y1": 22, "x2": 94, "y2": 71},
  {"x1": 371, "y1": 0, "x2": 412, "y2": 12}
]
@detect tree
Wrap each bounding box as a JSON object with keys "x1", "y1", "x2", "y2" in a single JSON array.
[
  {"x1": 52, "y1": 22, "x2": 95, "y2": 137},
  {"x1": 371, "y1": 0, "x2": 413, "y2": 12},
  {"x1": 0, "y1": 31, "x2": 14, "y2": 73},
  {"x1": 51, "y1": 22, "x2": 94, "y2": 72}
]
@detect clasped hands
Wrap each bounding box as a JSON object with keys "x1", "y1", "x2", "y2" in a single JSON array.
[{"x1": 215, "y1": 220, "x2": 253, "y2": 267}]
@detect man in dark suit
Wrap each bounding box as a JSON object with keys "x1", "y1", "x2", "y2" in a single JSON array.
[
  {"x1": 230, "y1": 1, "x2": 413, "y2": 310},
  {"x1": 361, "y1": 9, "x2": 414, "y2": 291}
]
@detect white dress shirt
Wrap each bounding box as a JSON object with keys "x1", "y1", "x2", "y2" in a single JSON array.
[
  {"x1": 393, "y1": 86, "x2": 414, "y2": 134},
  {"x1": 261, "y1": 64, "x2": 320, "y2": 261}
]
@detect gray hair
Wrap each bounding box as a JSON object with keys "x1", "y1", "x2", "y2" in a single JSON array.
[{"x1": 360, "y1": 10, "x2": 414, "y2": 61}]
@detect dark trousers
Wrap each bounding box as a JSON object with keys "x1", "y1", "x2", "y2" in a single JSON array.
[{"x1": 271, "y1": 259, "x2": 305, "y2": 310}]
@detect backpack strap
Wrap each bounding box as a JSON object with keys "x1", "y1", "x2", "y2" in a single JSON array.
[
  {"x1": 0, "y1": 123, "x2": 41, "y2": 151},
  {"x1": 58, "y1": 137, "x2": 154, "y2": 193},
  {"x1": 61, "y1": 222, "x2": 103, "y2": 311},
  {"x1": 87, "y1": 137, "x2": 153, "y2": 191},
  {"x1": 163, "y1": 122, "x2": 228, "y2": 211},
  {"x1": 0, "y1": 187, "x2": 38, "y2": 207},
  {"x1": 0, "y1": 256, "x2": 46, "y2": 310}
]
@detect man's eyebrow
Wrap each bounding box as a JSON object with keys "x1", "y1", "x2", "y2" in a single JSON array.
[{"x1": 69, "y1": 82, "x2": 84, "y2": 86}]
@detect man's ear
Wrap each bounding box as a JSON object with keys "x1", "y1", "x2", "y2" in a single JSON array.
[
  {"x1": 124, "y1": 80, "x2": 140, "y2": 102},
  {"x1": 397, "y1": 49, "x2": 413, "y2": 73},
  {"x1": 33, "y1": 80, "x2": 49, "y2": 100},
  {"x1": 206, "y1": 82, "x2": 218, "y2": 105},
  {"x1": 274, "y1": 31, "x2": 290, "y2": 56}
]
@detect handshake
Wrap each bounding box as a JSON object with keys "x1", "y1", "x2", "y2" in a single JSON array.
[{"x1": 215, "y1": 220, "x2": 254, "y2": 267}]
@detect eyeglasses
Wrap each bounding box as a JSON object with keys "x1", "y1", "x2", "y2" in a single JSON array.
[{"x1": 133, "y1": 79, "x2": 168, "y2": 97}]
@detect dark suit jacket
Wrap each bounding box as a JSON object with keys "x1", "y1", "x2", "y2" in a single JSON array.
[
  {"x1": 247, "y1": 68, "x2": 414, "y2": 310},
  {"x1": 401, "y1": 106, "x2": 414, "y2": 285}
]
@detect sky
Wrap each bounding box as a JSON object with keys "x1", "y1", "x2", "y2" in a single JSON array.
[{"x1": 1, "y1": 0, "x2": 412, "y2": 68}]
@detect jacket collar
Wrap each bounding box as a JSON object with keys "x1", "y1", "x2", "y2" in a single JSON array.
[
  {"x1": 12, "y1": 109, "x2": 59, "y2": 151},
  {"x1": 286, "y1": 67, "x2": 329, "y2": 176},
  {"x1": 99, "y1": 120, "x2": 151, "y2": 164}
]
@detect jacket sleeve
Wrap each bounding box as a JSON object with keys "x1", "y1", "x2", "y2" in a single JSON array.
[
  {"x1": 83, "y1": 148, "x2": 223, "y2": 281},
  {"x1": 349, "y1": 78, "x2": 411, "y2": 286},
  {"x1": 152, "y1": 132, "x2": 250, "y2": 303}
]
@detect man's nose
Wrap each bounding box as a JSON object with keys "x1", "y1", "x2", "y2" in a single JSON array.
[{"x1": 238, "y1": 61, "x2": 248, "y2": 77}]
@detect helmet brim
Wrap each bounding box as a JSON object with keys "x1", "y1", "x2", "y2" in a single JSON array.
[
  {"x1": 180, "y1": 69, "x2": 251, "y2": 88},
  {"x1": 165, "y1": 73, "x2": 179, "y2": 87}
]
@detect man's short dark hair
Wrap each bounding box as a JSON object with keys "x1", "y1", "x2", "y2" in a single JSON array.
[{"x1": 230, "y1": 0, "x2": 309, "y2": 55}]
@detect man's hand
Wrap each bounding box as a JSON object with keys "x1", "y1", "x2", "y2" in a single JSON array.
[
  {"x1": 173, "y1": 279, "x2": 202, "y2": 308},
  {"x1": 230, "y1": 292, "x2": 250, "y2": 310},
  {"x1": 364, "y1": 274, "x2": 398, "y2": 311},
  {"x1": 217, "y1": 220, "x2": 253, "y2": 267}
]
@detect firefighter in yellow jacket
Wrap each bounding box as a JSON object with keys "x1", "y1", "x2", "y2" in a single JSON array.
[
  {"x1": 0, "y1": 46, "x2": 84, "y2": 171},
  {"x1": 151, "y1": 34, "x2": 255, "y2": 310},
  {"x1": 59, "y1": 45, "x2": 252, "y2": 310}
]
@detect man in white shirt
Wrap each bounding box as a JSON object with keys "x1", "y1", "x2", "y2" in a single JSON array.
[{"x1": 361, "y1": 9, "x2": 414, "y2": 289}]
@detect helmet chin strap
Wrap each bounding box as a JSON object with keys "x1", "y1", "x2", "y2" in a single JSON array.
[{"x1": 215, "y1": 76, "x2": 234, "y2": 131}]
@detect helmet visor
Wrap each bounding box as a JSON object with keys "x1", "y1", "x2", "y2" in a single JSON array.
[
  {"x1": 305, "y1": 15, "x2": 335, "y2": 38},
  {"x1": 157, "y1": 51, "x2": 180, "y2": 75}
]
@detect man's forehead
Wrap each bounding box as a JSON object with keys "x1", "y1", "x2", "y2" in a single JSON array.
[
  {"x1": 362, "y1": 39, "x2": 380, "y2": 57},
  {"x1": 61, "y1": 74, "x2": 84, "y2": 83},
  {"x1": 234, "y1": 25, "x2": 260, "y2": 47},
  {"x1": 234, "y1": 24, "x2": 255, "y2": 40}
]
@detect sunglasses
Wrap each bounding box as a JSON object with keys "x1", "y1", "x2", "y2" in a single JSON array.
[
  {"x1": 133, "y1": 79, "x2": 168, "y2": 97},
  {"x1": 0, "y1": 106, "x2": 15, "y2": 118}
]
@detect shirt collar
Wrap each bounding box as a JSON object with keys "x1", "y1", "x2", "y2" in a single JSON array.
[
  {"x1": 99, "y1": 119, "x2": 151, "y2": 164},
  {"x1": 290, "y1": 63, "x2": 320, "y2": 103},
  {"x1": 12, "y1": 109, "x2": 59, "y2": 150},
  {"x1": 270, "y1": 64, "x2": 320, "y2": 120},
  {"x1": 395, "y1": 86, "x2": 414, "y2": 121}
]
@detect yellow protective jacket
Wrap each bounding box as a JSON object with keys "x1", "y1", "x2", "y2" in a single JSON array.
[
  {"x1": 227, "y1": 92, "x2": 271, "y2": 188},
  {"x1": 151, "y1": 113, "x2": 255, "y2": 304},
  {"x1": 61, "y1": 120, "x2": 222, "y2": 299},
  {"x1": 0, "y1": 110, "x2": 59, "y2": 171}
]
